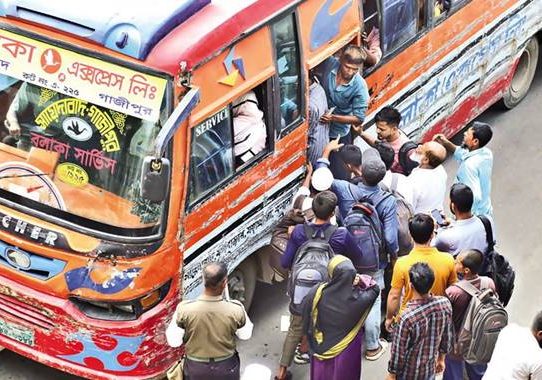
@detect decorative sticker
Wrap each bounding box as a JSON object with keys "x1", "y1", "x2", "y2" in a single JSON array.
[
  {"x1": 56, "y1": 163, "x2": 89, "y2": 187},
  {"x1": 219, "y1": 47, "x2": 246, "y2": 87},
  {"x1": 62, "y1": 117, "x2": 93, "y2": 142},
  {"x1": 0, "y1": 29, "x2": 166, "y2": 122}
]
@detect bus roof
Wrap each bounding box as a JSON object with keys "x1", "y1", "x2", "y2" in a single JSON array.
[
  {"x1": 0, "y1": 0, "x2": 297, "y2": 75},
  {"x1": 145, "y1": 0, "x2": 297, "y2": 74}
]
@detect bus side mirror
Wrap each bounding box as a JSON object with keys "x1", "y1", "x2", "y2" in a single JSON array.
[
  {"x1": 139, "y1": 87, "x2": 199, "y2": 202},
  {"x1": 140, "y1": 157, "x2": 171, "y2": 203}
]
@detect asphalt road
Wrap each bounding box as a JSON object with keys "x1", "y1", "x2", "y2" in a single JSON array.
[{"x1": 2, "y1": 64, "x2": 542, "y2": 380}]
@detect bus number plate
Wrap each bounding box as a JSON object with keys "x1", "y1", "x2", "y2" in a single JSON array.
[{"x1": 0, "y1": 317, "x2": 34, "y2": 346}]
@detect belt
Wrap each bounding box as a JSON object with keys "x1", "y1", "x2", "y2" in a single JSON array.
[{"x1": 186, "y1": 353, "x2": 235, "y2": 363}]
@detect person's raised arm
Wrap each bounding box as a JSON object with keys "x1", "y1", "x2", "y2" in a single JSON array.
[{"x1": 433, "y1": 134, "x2": 457, "y2": 155}]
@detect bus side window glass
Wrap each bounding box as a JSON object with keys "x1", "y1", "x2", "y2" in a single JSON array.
[
  {"x1": 434, "y1": 0, "x2": 468, "y2": 21},
  {"x1": 188, "y1": 107, "x2": 234, "y2": 205},
  {"x1": 271, "y1": 14, "x2": 302, "y2": 133},
  {"x1": 362, "y1": 0, "x2": 383, "y2": 69},
  {"x1": 381, "y1": 0, "x2": 418, "y2": 54}
]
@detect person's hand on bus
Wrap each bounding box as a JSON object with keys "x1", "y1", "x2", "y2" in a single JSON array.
[
  {"x1": 302, "y1": 162, "x2": 313, "y2": 188},
  {"x1": 432, "y1": 133, "x2": 448, "y2": 144},
  {"x1": 4, "y1": 119, "x2": 20, "y2": 138},
  {"x1": 324, "y1": 138, "x2": 343, "y2": 154}
]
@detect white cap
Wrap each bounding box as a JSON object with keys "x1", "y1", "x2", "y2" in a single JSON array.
[{"x1": 311, "y1": 167, "x2": 334, "y2": 191}]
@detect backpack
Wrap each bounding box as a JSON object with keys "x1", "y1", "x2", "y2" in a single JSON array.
[
  {"x1": 343, "y1": 191, "x2": 390, "y2": 273},
  {"x1": 380, "y1": 173, "x2": 414, "y2": 256},
  {"x1": 288, "y1": 224, "x2": 336, "y2": 315},
  {"x1": 478, "y1": 216, "x2": 515, "y2": 307},
  {"x1": 269, "y1": 195, "x2": 315, "y2": 278},
  {"x1": 454, "y1": 279, "x2": 508, "y2": 364},
  {"x1": 398, "y1": 140, "x2": 419, "y2": 175}
]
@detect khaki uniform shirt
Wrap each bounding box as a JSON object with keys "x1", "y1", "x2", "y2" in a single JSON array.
[{"x1": 176, "y1": 294, "x2": 246, "y2": 358}]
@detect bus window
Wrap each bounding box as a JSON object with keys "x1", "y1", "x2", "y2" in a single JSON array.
[
  {"x1": 381, "y1": 0, "x2": 418, "y2": 54},
  {"x1": 272, "y1": 14, "x2": 302, "y2": 132},
  {"x1": 362, "y1": 0, "x2": 383, "y2": 68},
  {"x1": 189, "y1": 107, "x2": 234, "y2": 205},
  {"x1": 188, "y1": 82, "x2": 271, "y2": 205},
  {"x1": 434, "y1": 0, "x2": 469, "y2": 21}
]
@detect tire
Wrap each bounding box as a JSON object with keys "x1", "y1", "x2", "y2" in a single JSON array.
[
  {"x1": 228, "y1": 256, "x2": 257, "y2": 310},
  {"x1": 501, "y1": 37, "x2": 539, "y2": 109}
]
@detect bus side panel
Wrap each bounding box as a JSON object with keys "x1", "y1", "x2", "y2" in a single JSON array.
[{"x1": 363, "y1": 0, "x2": 537, "y2": 141}]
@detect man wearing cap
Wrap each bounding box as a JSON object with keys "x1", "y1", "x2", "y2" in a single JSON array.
[
  {"x1": 276, "y1": 190, "x2": 364, "y2": 380},
  {"x1": 433, "y1": 122, "x2": 494, "y2": 217},
  {"x1": 318, "y1": 141, "x2": 398, "y2": 361}
]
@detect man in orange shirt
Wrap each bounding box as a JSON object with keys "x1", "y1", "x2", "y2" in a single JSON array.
[{"x1": 385, "y1": 213, "x2": 457, "y2": 331}]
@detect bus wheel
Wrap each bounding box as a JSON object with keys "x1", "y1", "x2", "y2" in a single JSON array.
[
  {"x1": 228, "y1": 256, "x2": 257, "y2": 310},
  {"x1": 502, "y1": 37, "x2": 539, "y2": 109}
]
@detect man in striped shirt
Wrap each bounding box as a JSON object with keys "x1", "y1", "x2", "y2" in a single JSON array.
[{"x1": 387, "y1": 262, "x2": 454, "y2": 380}]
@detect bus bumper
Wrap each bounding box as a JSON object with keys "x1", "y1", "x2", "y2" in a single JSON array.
[{"x1": 0, "y1": 273, "x2": 181, "y2": 380}]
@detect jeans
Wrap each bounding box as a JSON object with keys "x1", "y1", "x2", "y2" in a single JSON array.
[
  {"x1": 364, "y1": 268, "x2": 384, "y2": 351},
  {"x1": 443, "y1": 355, "x2": 486, "y2": 380}
]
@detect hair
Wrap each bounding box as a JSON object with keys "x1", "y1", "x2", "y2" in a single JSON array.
[
  {"x1": 375, "y1": 106, "x2": 402, "y2": 127},
  {"x1": 471, "y1": 122, "x2": 493, "y2": 148},
  {"x1": 532, "y1": 310, "x2": 542, "y2": 332},
  {"x1": 203, "y1": 262, "x2": 228, "y2": 289},
  {"x1": 425, "y1": 149, "x2": 444, "y2": 168},
  {"x1": 341, "y1": 144, "x2": 362, "y2": 167},
  {"x1": 460, "y1": 249, "x2": 484, "y2": 274},
  {"x1": 312, "y1": 190, "x2": 338, "y2": 220},
  {"x1": 341, "y1": 45, "x2": 366, "y2": 65},
  {"x1": 409, "y1": 213, "x2": 435, "y2": 244},
  {"x1": 375, "y1": 141, "x2": 395, "y2": 170},
  {"x1": 409, "y1": 262, "x2": 435, "y2": 295},
  {"x1": 450, "y1": 183, "x2": 474, "y2": 213}
]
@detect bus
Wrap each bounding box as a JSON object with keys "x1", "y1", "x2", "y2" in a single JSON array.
[{"x1": 0, "y1": 0, "x2": 539, "y2": 379}]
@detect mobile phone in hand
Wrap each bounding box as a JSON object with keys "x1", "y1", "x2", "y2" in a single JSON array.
[{"x1": 431, "y1": 209, "x2": 446, "y2": 226}]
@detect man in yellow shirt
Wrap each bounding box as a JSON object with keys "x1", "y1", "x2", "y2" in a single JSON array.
[{"x1": 385, "y1": 213, "x2": 457, "y2": 332}]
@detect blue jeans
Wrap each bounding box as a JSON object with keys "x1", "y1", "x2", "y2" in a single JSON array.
[
  {"x1": 364, "y1": 269, "x2": 384, "y2": 351},
  {"x1": 443, "y1": 355, "x2": 486, "y2": 380}
]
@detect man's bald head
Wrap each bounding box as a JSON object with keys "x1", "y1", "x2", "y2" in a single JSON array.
[
  {"x1": 203, "y1": 262, "x2": 228, "y2": 289},
  {"x1": 422, "y1": 141, "x2": 447, "y2": 168}
]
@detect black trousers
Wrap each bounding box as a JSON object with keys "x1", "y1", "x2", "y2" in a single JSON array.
[{"x1": 184, "y1": 353, "x2": 240, "y2": 380}]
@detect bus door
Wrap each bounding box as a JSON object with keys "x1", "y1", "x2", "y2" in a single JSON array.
[{"x1": 179, "y1": 12, "x2": 306, "y2": 304}]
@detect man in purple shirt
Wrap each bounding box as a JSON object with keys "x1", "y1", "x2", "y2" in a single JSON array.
[{"x1": 276, "y1": 190, "x2": 363, "y2": 380}]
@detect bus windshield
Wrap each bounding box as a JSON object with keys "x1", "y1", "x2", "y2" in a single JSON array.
[{"x1": 0, "y1": 77, "x2": 166, "y2": 236}]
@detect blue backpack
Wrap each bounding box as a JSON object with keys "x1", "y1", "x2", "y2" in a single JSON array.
[{"x1": 344, "y1": 192, "x2": 391, "y2": 273}]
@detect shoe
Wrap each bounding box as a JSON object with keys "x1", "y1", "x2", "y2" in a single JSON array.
[
  {"x1": 293, "y1": 351, "x2": 310, "y2": 365},
  {"x1": 365, "y1": 338, "x2": 388, "y2": 361}
]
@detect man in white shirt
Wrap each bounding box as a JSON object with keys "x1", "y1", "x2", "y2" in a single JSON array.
[
  {"x1": 483, "y1": 311, "x2": 542, "y2": 380},
  {"x1": 433, "y1": 183, "x2": 489, "y2": 257},
  {"x1": 408, "y1": 141, "x2": 447, "y2": 214}
]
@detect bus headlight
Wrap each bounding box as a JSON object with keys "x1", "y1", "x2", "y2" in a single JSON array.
[{"x1": 70, "y1": 281, "x2": 171, "y2": 321}]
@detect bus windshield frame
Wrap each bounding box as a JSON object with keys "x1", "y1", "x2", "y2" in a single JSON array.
[{"x1": 0, "y1": 25, "x2": 174, "y2": 242}]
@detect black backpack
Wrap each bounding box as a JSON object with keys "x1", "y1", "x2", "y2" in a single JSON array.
[
  {"x1": 398, "y1": 140, "x2": 419, "y2": 175},
  {"x1": 478, "y1": 216, "x2": 515, "y2": 307},
  {"x1": 288, "y1": 224, "x2": 336, "y2": 315}
]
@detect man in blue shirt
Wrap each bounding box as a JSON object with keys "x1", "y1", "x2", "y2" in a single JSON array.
[
  {"x1": 320, "y1": 45, "x2": 370, "y2": 180},
  {"x1": 434, "y1": 122, "x2": 494, "y2": 217},
  {"x1": 318, "y1": 142, "x2": 398, "y2": 361}
]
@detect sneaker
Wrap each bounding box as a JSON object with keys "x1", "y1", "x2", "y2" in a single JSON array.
[
  {"x1": 365, "y1": 338, "x2": 388, "y2": 361},
  {"x1": 293, "y1": 351, "x2": 310, "y2": 365}
]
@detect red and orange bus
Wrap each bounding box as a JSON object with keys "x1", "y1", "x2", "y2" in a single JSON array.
[{"x1": 0, "y1": 0, "x2": 539, "y2": 378}]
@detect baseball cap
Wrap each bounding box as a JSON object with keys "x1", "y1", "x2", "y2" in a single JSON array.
[
  {"x1": 362, "y1": 148, "x2": 386, "y2": 185},
  {"x1": 311, "y1": 167, "x2": 334, "y2": 191}
]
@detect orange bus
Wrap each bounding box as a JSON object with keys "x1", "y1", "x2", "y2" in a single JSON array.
[{"x1": 0, "y1": 0, "x2": 539, "y2": 379}]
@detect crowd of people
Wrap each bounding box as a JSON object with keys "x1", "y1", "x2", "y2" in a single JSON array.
[{"x1": 164, "y1": 45, "x2": 541, "y2": 380}]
